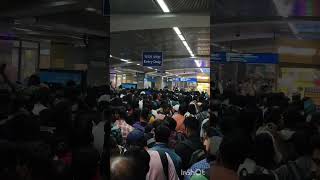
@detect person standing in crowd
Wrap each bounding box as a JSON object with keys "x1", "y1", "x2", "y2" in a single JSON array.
[
  {"x1": 151, "y1": 125, "x2": 182, "y2": 175},
  {"x1": 113, "y1": 107, "x2": 134, "y2": 142},
  {"x1": 175, "y1": 117, "x2": 203, "y2": 171},
  {"x1": 173, "y1": 103, "x2": 187, "y2": 134}
]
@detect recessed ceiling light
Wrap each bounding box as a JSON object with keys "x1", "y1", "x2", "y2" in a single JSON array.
[{"x1": 156, "y1": 0, "x2": 170, "y2": 13}]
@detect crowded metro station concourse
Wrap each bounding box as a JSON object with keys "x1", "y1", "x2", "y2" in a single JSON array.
[{"x1": 1, "y1": 0, "x2": 320, "y2": 180}]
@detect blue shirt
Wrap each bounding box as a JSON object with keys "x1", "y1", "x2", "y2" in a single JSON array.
[
  {"x1": 184, "y1": 159, "x2": 210, "y2": 180},
  {"x1": 151, "y1": 143, "x2": 182, "y2": 174}
]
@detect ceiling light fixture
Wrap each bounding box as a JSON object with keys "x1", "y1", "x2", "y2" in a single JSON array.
[
  {"x1": 200, "y1": 69, "x2": 204, "y2": 73},
  {"x1": 47, "y1": 0, "x2": 77, "y2": 7},
  {"x1": 85, "y1": 7, "x2": 96, "y2": 12},
  {"x1": 173, "y1": 27, "x2": 195, "y2": 58},
  {"x1": 156, "y1": 0, "x2": 170, "y2": 13},
  {"x1": 173, "y1": 27, "x2": 182, "y2": 35},
  {"x1": 194, "y1": 60, "x2": 201, "y2": 67},
  {"x1": 110, "y1": 54, "x2": 113, "y2": 58},
  {"x1": 120, "y1": 59, "x2": 128, "y2": 62},
  {"x1": 178, "y1": 34, "x2": 185, "y2": 41},
  {"x1": 137, "y1": 64, "x2": 140, "y2": 66}
]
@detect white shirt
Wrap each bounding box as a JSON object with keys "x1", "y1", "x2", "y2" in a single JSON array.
[{"x1": 92, "y1": 121, "x2": 106, "y2": 155}]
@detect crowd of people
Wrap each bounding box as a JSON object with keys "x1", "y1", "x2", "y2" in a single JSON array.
[
  {"x1": 2, "y1": 60, "x2": 320, "y2": 180},
  {"x1": 208, "y1": 85, "x2": 319, "y2": 180},
  {"x1": 0, "y1": 64, "x2": 111, "y2": 180},
  {"x1": 109, "y1": 88, "x2": 212, "y2": 180}
]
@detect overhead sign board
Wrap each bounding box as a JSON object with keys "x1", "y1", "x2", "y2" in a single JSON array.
[
  {"x1": 143, "y1": 52, "x2": 163, "y2": 67},
  {"x1": 211, "y1": 52, "x2": 278, "y2": 64}
]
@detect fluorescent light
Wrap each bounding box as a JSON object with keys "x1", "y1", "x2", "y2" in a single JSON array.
[
  {"x1": 120, "y1": 59, "x2": 128, "y2": 62},
  {"x1": 127, "y1": 61, "x2": 133, "y2": 64},
  {"x1": 173, "y1": 27, "x2": 182, "y2": 35},
  {"x1": 278, "y1": 46, "x2": 316, "y2": 56},
  {"x1": 194, "y1": 60, "x2": 201, "y2": 67},
  {"x1": 48, "y1": 0, "x2": 76, "y2": 7},
  {"x1": 182, "y1": 41, "x2": 189, "y2": 48},
  {"x1": 178, "y1": 34, "x2": 185, "y2": 41},
  {"x1": 137, "y1": 64, "x2": 140, "y2": 66},
  {"x1": 147, "y1": 67, "x2": 153, "y2": 69},
  {"x1": 156, "y1": 0, "x2": 170, "y2": 13},
  {"x1": 85, "y1": 7, "x2": 96, "y2": 12},
  {"x1": 200, "y1": 69, "x2": 204, "y2": 73}
]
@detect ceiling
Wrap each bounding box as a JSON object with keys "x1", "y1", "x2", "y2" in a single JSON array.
[
  {"x1": 110, "y1": 0, "x2": 210, "y2": 77},
  {"x1": 110, "y1": 27, "x2": 210, "y2": 76},
  {"x1": 211, "y1": 0, "x2": 320, "y2": 54},
  {"x1": 0, "y1": 0, "x2": 107, "y2": 45}
]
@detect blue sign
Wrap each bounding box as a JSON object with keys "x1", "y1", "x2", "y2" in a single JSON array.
[
  {"x1": 211, "y1": 52, "x2": 227, "y2": 63},
  {"x1": 143, "y1": 52, "x2": 163, "y2": 67},
  {"x1": 121, "y1": 83, "x2": 137, "y2": 89},
  {"x1": 211, "y1": 52, "x2": 278, "y2": 64},
  {"x1": 228, "y1": 53, "x2": 278, "y2": 64},
  {"x1": 174, "y1": 78, "x2": 197, "y2": 82},
  {"x1": 40, "y1": 71, "x2": 82, "y2": 85}
]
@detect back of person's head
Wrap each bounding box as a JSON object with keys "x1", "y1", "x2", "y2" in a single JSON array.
[
  {"x1": 124, "y1": 146, "x2": 150, "y2": 179},
  {"x1": 140, "y1": 108, "x2": 149, "y2": 122},
  {"x1": 179, "y1": 103, "x2": 188, "y2": 115},
  {"x1": 253, "y1": 133, "x2": 276, "y2": 169},
  {"x1": 264, "y1": 107, "x2": 282, "y2": 126},
  {"x1": 163, "y1": 116, "x2": 177, "y2": 131},
  {"x1": 126, "y1": 129, "x2": 147, "y2": 148},
  {"x1": 111, "y1": 157, "x2": 138, "y2": 180},
  {"x1": 218, "y1": 130, "x2": 251, "y2": 171},
  {"x1": 184, "y1": 116, "x2": 200, "y2": 136},
  {"x1": 188, "y1": 103, "x2": 197, "y2": 115},
  {"x1": 154, "y1": 125, "x2": 171, "y2": 144},
  {"x1": 28, "y1": 74, "x2": 40, "y2": 86},
  {"x1": 72, "y1": 147, "x2": 99, "y2": 180}
]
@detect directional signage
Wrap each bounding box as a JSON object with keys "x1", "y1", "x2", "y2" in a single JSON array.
[
  {"x1": 143, "y1": 52, "x2": 163, "y2": 67},
  {"x1": 211, "y1": 52, "x2": 278, "y2": 64}
]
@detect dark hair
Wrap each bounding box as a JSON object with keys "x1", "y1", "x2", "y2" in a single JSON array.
[
  {"x1": 184, "y1": 116, "x2": 200, "y2": 134},
  {"x1": 140, "y1": 108, "x2": 149, "y2": 122},
  {"x1": 178, "y1": 103, "x2": 188, "y2": 115},
  {"x1": 163, "y1": 117, "x2": 177, "y2": 131},
  {"x1": 218, "y1": 131, "x2": 251, "y2": 171},
  {"x1": 72, "y1": 147, "x2": 99, "y2": 180},
  {"x1": 124, "y1": 146, "x2": 150, "y2": 179},
  {"x1": 188, "y1": 103, "x2": 197, "y2": 115},
  {"x1": 154, "y1": 125, "x2": 171, "y2": 144},
  {"x1": 253, "y1": 133, "x2": 276, "y2": 169}
]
